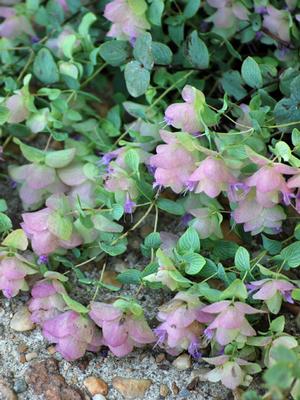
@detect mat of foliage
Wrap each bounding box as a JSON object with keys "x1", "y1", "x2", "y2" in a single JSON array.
[{"x1": 0, "y1": 1, "x2": 300, "y2": 399}]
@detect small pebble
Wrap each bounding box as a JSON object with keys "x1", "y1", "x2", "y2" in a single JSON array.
[
  {"x1": 159, "y1": 384, "x2": 169, "y2": 397},
  {"x1": 112, "y1": 377, "x2": 152, "y2": 399},
  {"x1": 25, "y1": 352, "x2": 38, "y2": 362},
  {"x1": 93, "y1": 395, "x2": 106, "y2": 400},
  {"x1": 0, "y1": 379, "x2": 17, "y2": 400},
  {"x1": 155, "y1": 353, "x2": 165, "y2": 363},
  {"x1": 47, "y1": 345, "x2": 56, "y2": 355},
  {"x1": 13, "y1": 378, "x2": 27, "y2": 394},
  {"x1": 172, "y1": 382, "x2": 180, "y2": 395},
  {"x1": 10, "y1": 306, "x2": 34, "y2": 332},
  {"x1": 172, "y1": 354, "x2": 191, "y2": 370},
  {"x1": 84, "y1": 376, "x2": 108, "y2": 396}
]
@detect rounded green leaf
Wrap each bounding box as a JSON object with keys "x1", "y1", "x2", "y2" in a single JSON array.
[
  {"x1": 33, "y1": 48, "x2": 59, "y2": 84},
  {"x1": 124, "y1": 61, "x2": 150, "y2": 97},
  {"x1": 241, "y1": 57, "x2": 263, "y2": 88}
]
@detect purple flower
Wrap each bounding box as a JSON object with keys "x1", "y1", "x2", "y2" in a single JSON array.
[
  {"x1": 154, "y1": 292, "x2": 212, "y2": 356},
  {"x1": 0, "y1": 255, "x2": 36, "y2": 298},
  {"x1": 255, "y1": 6, "x2": 267, "y2": 15},
  {"x1": 42, "y1": 310, "x2": 103, "y2": 361},
  {"x1": 37, "y1": 255, "x2": 48, "y2": 265},
  {"x1": 89, "y1": 301, "x2": 155, "y2": 357},
  {"x1": 28, "y1": 279, "x2": 67, "y2": 324},
  {"x1": 201, "y1": 301, "x2": 264, "y2": 345},
  {"x1": 248, "y1": 278, "x2": 295, "y2": 314},
  {"x1": 124, "y1": 194, "x2": 136, "y2": 214},
  {"x1": 149, "y1": 130, "x2": 197, "y2": 193}
]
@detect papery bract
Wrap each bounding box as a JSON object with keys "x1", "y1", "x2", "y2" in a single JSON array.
[
  {"x1": 189, "y1": 156, "x2": 236, "y2": 198},
  {"x1": 42, "y1": 310, "x2": 103, "y2": 361},
  {"x1": 28, "y1": 278, "x2": 67, "y2": 324},
  {"x1": 149, "y1": 131, "x2": 197, "y2": 193},
  {"x1": 154, "y1": 292, "x2": 212, "y2": 356},
  {"x1": 233, "y1": 190, "x2": 286, "y2": 235},
  {"x1": 0, "y1": 254, "x2": 36, "y2": 298},
  {"x1": 202, "y1": 301, "x2": 263, "y2": 345},
  {"x1": 263, "y1": 6, "x2": 290, "y2": 42},
  {"x1": 248, "y1": 279, "x2": 295, "y2": 314},
  {"x1": 89, "y1": 300, "x2": 155, "y2": 357},
  {"x1": 164, "y1": 85, "x2": 204, "y2": 134},
  {"x1": 21, "y1": 195, "x2": 82, "y2": 255},
  {"x1": 104, "y1": 0, "x2": 150, "y2": 42}
]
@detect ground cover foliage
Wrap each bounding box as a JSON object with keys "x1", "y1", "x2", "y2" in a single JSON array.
[{"x1": 0, "y1": 0, "x2": 300, "y2": 398}]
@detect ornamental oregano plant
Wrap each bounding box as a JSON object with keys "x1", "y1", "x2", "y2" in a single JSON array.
[{"x1": 1, "y1": 0, "x2": 300, "y2": 397}]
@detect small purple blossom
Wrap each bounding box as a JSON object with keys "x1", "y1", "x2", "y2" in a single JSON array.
[
  {"x1": 38, "y1": 255, "x2": 48, "y2": 265},
  {"x1": 124, "y1": 194, "x2": 136, "y2": 214}
]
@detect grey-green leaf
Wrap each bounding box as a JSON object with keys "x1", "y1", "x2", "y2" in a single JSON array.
[
  {"x1": 124, "y1": 61, "x2": 150, "y2": 97},
  {"x1": 187, "y1": 30, "x2": 209, "y2": 69},
  {"x1": 241, "y1": 57, "x2": 263, "y2": 88},
  {"x1": 99, "y1": 40, "x2": 130, "y2": 66},
  {"x1": 33, "y1": 48, "x2": 59, "y2": 84}
]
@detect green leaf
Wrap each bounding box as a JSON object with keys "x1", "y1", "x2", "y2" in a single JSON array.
[
  {"x1": 148, "y1": 0, "x2": 164, "y2": 26},
  {"x1": 270, "y1": 316, "x2": 285, "y2": 333},
  {"x1": 133, "y1": 33, "x2": 154, "y2": 70},
  {"x1": 221, "y1": 279, "x2": 248, "y2": 300},
  {"x1": 93, "y1": 215, "x2": 123, "y2": 233},
  {"x1": 47, "y1": 213, "x2": 73, "y2": 241},
  {"x1": 241, "y1": 57, "x2": 263, "y2": 88},
  {"x1": 128, "y1": 0, "x2": 147, "y2": 14},
  {"x1": 124, "y1": 61, "x2": 150, "y2": 97},
  {"x1": 0, "y1": 213, "x2": 12, "y2": 233},
  {"x1": 264, "y1": 364, "x2": 292, "y2": 389},
  {"x1": 152, "y1": 42, "x2": 172, "y2": 65},
  {"x1": 99, "y1": 40, "x2": 129, "y2": 66},
  {"x1": 169, "y1": 270, "x2": 192, "y2": 286},
  {"x1": 112, "y1": 204, "x2": 124, "y2": 220},
  {"x1": 183, "y1": 253, "x2": 206, "y2": 275},
  {"x1": 280, "y1": 241, "x2": 300, "y2": 268},
  {"x1": 45, "y1": 148, "x2": 76, "y2": 168},
  {"x1": 275, "y1": 141, "x2": 291, "y2": 162},
  {"x1": 2, "y1": 229, "x2": 28, "y2": 251},
  {"x1": 100, "y1": 241, "x2": 127, "y2": 256},
  {"x1": 33, "y1": 48, "x2": 59, "y2": 84},
  {"x1": 187, "y1": 30, "x2": 209, "y2": 69},
  {"x1": 0, "y1": 105, "x2": 9, "y2": 125},
  {"x1": 14, "y1": 138, "x2": 45, "y2": 163},
  {"x1": 234, "y1": 246, "x2": 250, "y2": 271},
  {"x1": 177, "y1": 227, "x2": 200, "y2": 253},
  {"x1": 157, "y1": 198, "x2": 185, "y2": 215},
  {"x1": 292, "y1": 288, "x2": 300, "y2": 301},
  {"x1": 78, "y1": 12, "x2": 96, "y2": 37},
  {"x1": 62, "y1": 293, "x2": 89, "y2": 313},
  {"x1": 144, "y1": 232, "x2": 161, "y2": 249},
  {"x1": 183, "y1": 0, "x2": 201, "y2": 18},
  {"x1": 0, "y1": 199, "x2": 8, "y2": 212},
  {"x1": 262, "y1": 235, "x2": 282, "y2": 255},
  {"x1": 124, "y1": 149, "x2": 140, "y2": 175},
  {"x1": 117, "y1": 269, "x2": 142, "y2": 284},
  {"x1": 220, "y1": 70, "x2": 247, "y2": 100}
]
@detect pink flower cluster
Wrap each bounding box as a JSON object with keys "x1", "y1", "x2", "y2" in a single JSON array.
[
  {"x1": 89, "y1": 301, "x2": 155, "y2": 356},
  {"x1": 150, "y1": 86, "x2": 300, "y2": 235},
  {"x1": 0, "y1": 253, "x2": 36, "y2": 298},
  {"x1": 21, "y1": 194, "x2": 82, "y2": 256},
  {"x1": 104, "y1": 0, "x2": 150, "y2": 43}
]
